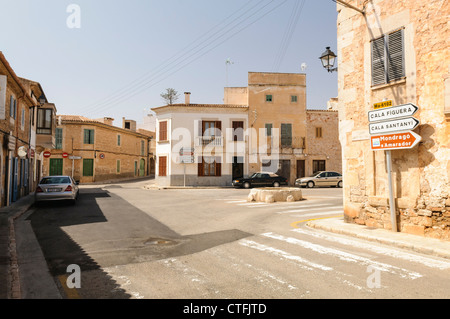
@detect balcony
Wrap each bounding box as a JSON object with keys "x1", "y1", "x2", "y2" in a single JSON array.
[{"x1": 195, "y1": 136, "x2": 223, "y2": 147}]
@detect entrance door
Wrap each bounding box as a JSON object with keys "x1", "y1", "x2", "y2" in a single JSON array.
[
  {"x1": 277, "y1": 160, "x2": 290, "y2": 184},
  {"x1": 140, "y1": 159, "x2": 145, "y2": 177},
  {"x1": 49, "y1": 158, "x2": 63, "y2": 176},
  {"x1": 232, "y1": 157, "x2": 244, "y2": 180},
  {"x1": 296, "y1": 160, "x2": 305, "y2": 179}
]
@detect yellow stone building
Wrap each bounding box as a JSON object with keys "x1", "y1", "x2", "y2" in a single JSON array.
[
  {"x1": 42, "y1": 115, "x2": 154, "y2": 184},
  {"x1": 225, "y1": 72, "x2": 341, "y2": 185},
  {"x1": 336, "y1": 0, "x2": 449, "y2": 239}
]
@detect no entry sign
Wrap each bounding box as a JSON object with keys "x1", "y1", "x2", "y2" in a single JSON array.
[
  {"x1": 43, "y1": 151, "x2": 51, "y2": 158},
  {"x1": 371, "y1": 131, "x2": 421, "y2": 151}
]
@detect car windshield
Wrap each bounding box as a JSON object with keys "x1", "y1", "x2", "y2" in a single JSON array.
[
  {"x1": 250, "y1": 173, "x2": 258, "y2": 178},
  {"x1": 40, "y1": 177, "x2": 71, "y2": 184}
]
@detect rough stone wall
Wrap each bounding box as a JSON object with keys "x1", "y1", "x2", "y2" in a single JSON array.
[
  {"x1": 337, "y1": 0, "x2": 450, "y2": 239},
  {"x1": 306, "y1": 110, "x2": 342, "y2": 175}
]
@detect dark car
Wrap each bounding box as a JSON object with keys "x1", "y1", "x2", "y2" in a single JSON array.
[{"x1": 232, "y1": 172, "x2": 288, "y2": 188}]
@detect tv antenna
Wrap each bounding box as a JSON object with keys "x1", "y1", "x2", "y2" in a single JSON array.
[
  {"x1": 301, "y1": 62, "x2": 307, "y2": 72},
  {"x1": 225, "y1": 58, "x2": 234, "y2": 87}
]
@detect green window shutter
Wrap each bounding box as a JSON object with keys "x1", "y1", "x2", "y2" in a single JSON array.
[
  {"x1": 83, "y1": 159, "x2": 94, "y2": 176},
  {"x1": 117, "y1": 160, "x2": 120, "y2": 173},
  {"x1": 281, "y1": 124, "x2": 292, "y2": 147},
  {"x1": 55, "y1": 128, "x2": 63, "y2": 149},
  {"x1": 84, "y1": 129, "x2": 94, "y2": 144},
  {"x1": 265, "y1": 123, "x2": 272, "y2": 136},
  {"x1": 49, "y1": 159, "x2": 63, "y2": 176}
]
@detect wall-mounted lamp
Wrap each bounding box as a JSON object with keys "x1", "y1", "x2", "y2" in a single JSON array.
[{"x1": 319, "y1": 47, "x2": 338, "y2": 73}]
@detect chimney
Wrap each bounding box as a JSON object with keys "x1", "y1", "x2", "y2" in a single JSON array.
[{"x1": 184, "y1": 92, "x2": 191, "y2": 105}]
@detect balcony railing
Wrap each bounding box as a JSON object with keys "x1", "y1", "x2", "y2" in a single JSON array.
[{"x1": 195, "y1": 136, "x2": 223, "y2": 147}]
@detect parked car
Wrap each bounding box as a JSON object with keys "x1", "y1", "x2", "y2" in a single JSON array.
[
  {"x1": 35, "y1": 176, "x2": 79, "y2": 204},
  {"x1": 295, "y1": 171, "x2": 343, "y2": 188},
  {"x1": 232, "y1": 172, "x2": 288, "y2": 188}
]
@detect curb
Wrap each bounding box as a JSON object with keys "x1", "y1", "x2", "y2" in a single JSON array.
[{"x1": 306, "y1": 217, "x2": 450, "y2": 260}]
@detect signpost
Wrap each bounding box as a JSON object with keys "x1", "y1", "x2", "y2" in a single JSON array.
[
  {"x1": 179, "y1": 147, "x2": 195, "y2": 187},
  {"x1": 68, "y1": 156, "x2": 82, "y2": 178},
  {"x1": 369, "y1": 102, "x2": 421, "y2": 232}
]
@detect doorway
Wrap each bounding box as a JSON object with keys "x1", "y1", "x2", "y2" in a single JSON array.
[
  {"x1": 297, "y1": 160, "x2": 305, "y2": 178},
  {"x1": 232, "y1": 156, "x2": 244, "y2": 180}
]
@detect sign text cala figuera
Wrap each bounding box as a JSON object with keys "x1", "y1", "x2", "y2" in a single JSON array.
[{"x1": 368, "y1": 103, "x2": 418, "y2": 123}]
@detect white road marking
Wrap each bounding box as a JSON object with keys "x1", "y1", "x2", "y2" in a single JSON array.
[
  {"x1": 262, "y1": 232, "x2": 423, "y2": 280},
  {"x1": 293, "y1": 228, "x2": 450, "y2": 270},
  {"x1": 239, "y1": 239, "x2": 333, "y2": 271},
  {"x1": 291, "y1": 210, "x2": 344, "y2": 218}
]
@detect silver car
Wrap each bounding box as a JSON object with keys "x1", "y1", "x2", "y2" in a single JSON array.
[
  {"x1": 35, "y1": 176, "x2": 79, "y2": 204},
  {"x1": 295, "y1": 171, "x2": 343, "y2": 188}
]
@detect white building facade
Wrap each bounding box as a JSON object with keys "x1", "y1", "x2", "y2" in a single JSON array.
[{"x1": 154, "y1": 103, "x2": 249, "y2": 187}]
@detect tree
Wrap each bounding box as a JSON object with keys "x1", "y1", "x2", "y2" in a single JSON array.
[{"x1": 160, "y1": 88, "x2": 180, "y2": 105}]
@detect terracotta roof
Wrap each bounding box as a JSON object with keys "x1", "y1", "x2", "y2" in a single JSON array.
[
  {"x1": 153, "y1": 103, "x2": 248, "y2": 111},
  {"x1": 59, "y1": 115, "x2": 103, "y2": 123}
]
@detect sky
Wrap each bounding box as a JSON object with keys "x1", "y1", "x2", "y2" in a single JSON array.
[{"x1": 0, "y1": 0, "x2": 338, "y2": 128}]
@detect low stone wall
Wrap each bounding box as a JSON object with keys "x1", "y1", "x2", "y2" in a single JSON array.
[{"x1": 248, "y1": 187, "x2": 302, "y2": 203}]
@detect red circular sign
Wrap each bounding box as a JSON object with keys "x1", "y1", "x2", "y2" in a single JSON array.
[
  {"x1": 62, "y1": 152, "x2": 69, "y2": 158},
  {"x1": 99, "y1": 153, "x2": 105, "y2": 159},
  {"x1": 43, "y1": 151, "x2": 51, "y2": 158}
]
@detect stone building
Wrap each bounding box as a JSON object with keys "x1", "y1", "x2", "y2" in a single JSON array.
[
  {"x1": 0, "y1": 52, "x2": 56, "y2": 206},
  {"x1": 225, "y1": 72, "x2": 342, "y2": 184},
  {"x1": 42, "y1": 115, "x2": 154, "y2": 184},
  {"x1": 336, "y1": 0, "x2": 449, "y2": 239}
]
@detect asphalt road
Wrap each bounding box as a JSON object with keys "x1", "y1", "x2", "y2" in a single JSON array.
[{"x1": 27, "y1": 180, "x2": 450, "y2": 299}]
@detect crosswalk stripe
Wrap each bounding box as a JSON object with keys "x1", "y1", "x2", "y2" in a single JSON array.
[
  {"x1": 293, "y1": 228, "x2": 450, "y2": 270},
  {"x1": 291, "y1": 211, "x2": 343, "y2": 218},
  {"x1": 239, "y1": 239, "x2": 333, "y2": 271},
  {"x1": 277, "y1": 206, "x2": 342, "y2": 214},
  {"x1": 262, "y1": 232, "x2": 422, "y2": 280}
]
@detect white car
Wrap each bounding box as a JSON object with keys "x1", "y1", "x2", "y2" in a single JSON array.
[
  {"x1": 35, "y1": 176, "x2": 79, "y2": 204},
  {"x1": 295, "y1": 171, "x2": 343, "y2": 188}
]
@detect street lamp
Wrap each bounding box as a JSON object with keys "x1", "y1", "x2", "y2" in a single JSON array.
[{"x1": 319, "y1": 47, "x2": 338, "y2": 73}]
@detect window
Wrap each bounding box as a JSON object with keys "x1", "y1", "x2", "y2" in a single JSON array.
[
  {"x1": 83, "y1": 159, "x2": 94, "y2": 176},
  {"x1": 159, "y1": 121, "x2": 167, "y2": 141},
  {"x1": 232, "y1": 121, "x2": 244, "y2": 141},
  {"x1": 291, "y1": 95, "x2": 298, "y2": 103},
  {"x1": 159, "y1": 156, "x2": 167, "y2": 177},
  {"x1": 37, "y1": 108, "x2": 52, "y2": 134},
  {"x1": 84, "y1": 129, "x2": 95, "y2": 144},
  {"x1": 371, "y1": 28, "x2": 405, "y2": 86},
  {"x1": 265, "y1": 123, "x2": 272, "y2": 137},
  {"x1": 313, "y1": 160, "x2": 326, "y2": 174},
  {"x1": 202, "y1": 121, "x2": 221, "y2": 136},
  {"x1": 55, "y1": 128, "x2": 63, "y2": 149},
  {"x1": 141, "y1": 140, "x2": 145, "y2": 156},
  {"x1": 315, "y1": 127, "x2": 323, "y2": 138},
  {"x1": 10, "y1": 95, "x2": 17, "y2": 119},
  {"x1": 116, "y1": 160, "x2": 120, "y2": 173},
  {"x1": 265, "y1": 95, "x2": 273, "y2": 102},
  {"x1": 198, "y1": 156, "x2": 221, "y2": 177},
  {"x1": 117, "y1": 134, "x2": 121, "y2": 146},
  {"x1": 49, "y1": 159, "x2": 63, "y2": 176},
  {"x1": 21, "y1": 108, "x2": 25, "y2": 129},
  {"x1": 281, "y1": 123, "x2": 292, "y2": 147}
]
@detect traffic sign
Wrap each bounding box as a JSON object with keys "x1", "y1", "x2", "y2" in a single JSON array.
[
  {"x1": 99, "y1": 153, "x2": 105, "y2": 159},
  {"x1": 43, "y1": 151, "x2": 51, "y2": 158},
  {"x1": 69, "y1": 156, "x2": 82, "y2": 160},
  {"x1": 368, "y1": 103, "x2": 418, "y2": 123},
  {"x1": 371, "y1": 131, "x2": 421, "y2": 151},
  {"x1": 62, "y1": 152, "x2": 69, "y2": 158},
  {"x1": 369, "y1": 117, "x2": 420, "y2": 135}
]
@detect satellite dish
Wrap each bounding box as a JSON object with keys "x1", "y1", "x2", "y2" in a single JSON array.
[{"x1": 301, "y1": 63, "x2": 307, "y2": 71}]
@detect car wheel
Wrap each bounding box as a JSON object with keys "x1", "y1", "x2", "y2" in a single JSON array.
[
  {"x1": 273, "y1": 182, "x2": 280, "y2": 187},
  {"x1": 243, "y1": 182, "x2": 251, "y2": 189},
  {"x1": 307, "y1": 181, "x2": 315, "y2": 188},
  {"x1": 337, "y1": 181, "x2": 342, "y2": 188}
]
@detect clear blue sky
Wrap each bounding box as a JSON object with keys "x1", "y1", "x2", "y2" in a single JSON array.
[{"x1": 1, "y1": 0, "x2": 338, "y2": 127}]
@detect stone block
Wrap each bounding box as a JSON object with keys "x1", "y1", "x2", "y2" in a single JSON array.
[
  {"x1": 344, "y1": 202, "x2": 363, "y2": 218},
  {"x1": 403, "y1": 224, "x2": 425, "y2": 236},
  {"x1": 368, "y1": 196, "x2": 389, "y2": 207}
]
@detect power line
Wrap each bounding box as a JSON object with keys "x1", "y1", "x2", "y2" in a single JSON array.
[
  {"x1": 272, "y1": 0, "x2": 305, "y2": 72},
  {"x1": 85, "y1": 0, "x2": 289, "y2": 118},
  {"x1": 78, "y1": 0, "x2": 265, "y2": 114}
]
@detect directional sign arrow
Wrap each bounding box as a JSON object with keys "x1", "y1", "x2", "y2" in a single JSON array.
[
  {"x1": 369, "y1": 117, "x2": 420, "y2": 135},
  {"x1": 368, "y1": 103, "x2": 419, "y2": 123},
  {"x1": 371, "y1": 130, "x2": 422, "y2": 151}
]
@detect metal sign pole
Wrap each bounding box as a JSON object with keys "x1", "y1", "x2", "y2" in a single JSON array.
[{"x1": 386, "y1": 150, "x2": 397, "y2": 232}]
